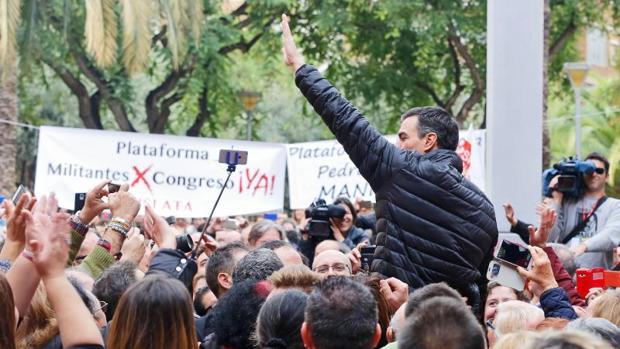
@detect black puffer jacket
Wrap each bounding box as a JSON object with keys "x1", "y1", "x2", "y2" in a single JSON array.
[{"x1": 296, "y1": 65, "x2": 498, "y2": 289}]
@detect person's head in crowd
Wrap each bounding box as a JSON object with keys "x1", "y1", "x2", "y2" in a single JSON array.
[
  {"x1": 262, "y1": 240, "x2": 304, "y2": 266},
  {"x1": 493, "y1": 331, "x2": 539, "y2": 349},
  {"x1": 302, "y1": 276, "x2": 381, "y2": 349},
  {"x1": 314, "y1": 239, "x2": 351, "y2": 257},
  {"x1": 194, "y1": 252, "x2": 209, "y2": 279},
  {"x1": 193, "y1": 285, "x2": 217, "y2": 317},
  {"x1": 356, "y1": 274, "x2": 391, "y2": 348},
  {"x1": 192, "y1": 217, "x2": 207, "y2": 229},
  {"x1": 355, "y1": 199, "x2": 373, "y2": 215},
  {"x1": 68, "y1": 276, "x2": 107, "y2": 329},
  {"x1": 523, "y1": 330, "x2": 614, "y2": 349},
  {"x1": 0, "y1": 273, "x2": 16, "y2": 349},
  {"x1": 206, "y1": 241, "x2": 249, "y2": 299},
  {"x1": 404, "y1": 282, "x2": 463, "y2": 317},
  {"x1": 108, "y1": 275, "x2": 198, "y2": 349},
  {"x1": 233, "y1": 248, "x2": 284, "y2": 283},
  {"x1": 398, "y1": 106, "x2": 459, "y2": 153},
  {"x1": 398, "y1": 296, "x2": 485, "y2": 349},
  {"x1": 74, "y1": 230, "x2": 100, "y2": 266},
  {"x1": 281, "y1": 219, "x2": 297, "y2": 233},
  {"x1": 248, "y1": 220, "x2": 285, "y2": 248},
  {"x1": 66, "y1": 268, "x2": 96, "y2": 291},
  {"x1": 312, "y1": 250, "x2": 352, "y2": 277},
  {"x1": 269, "y1": 265, "x2": 322, "y2": 294},
  {"x1": 483, "y1": 281, "x2": 529, "y2": 323},
  {"x1": 215, "y1": 229, "x2": 242, "y2": 245},
  {"x1": 547, "y1": 243, "x2": 577, "y2": 278},
  {"x1": 493, "y1": 300, "x2": 544, "y2": 339},
  {"x1": 332, "y1": 197, "x2": 357, "y2": 234},
  {"x1": 15, "y1": 284, "x2": 58, "y2": 348},
  {"x1": 292, "y1": 208, "x2": 306, "y2": 225},
  {"x1": 588, "y1": 288, "x2": 620, "y2": 327},
  {"x1": 567, "y1": 318, "x2": 620, "y2": 348},
  {"x1": 193, "y1": 274, "x2": 207, "y2": 297},
  {"x1": 386, "y1": 303, "x2": 407, "y2": 343},
  {"x1": 584, "y1": 152, "x2": 610, "y2": 193},
  {"x1": 256, "y1": 289, "x2": 308, "y2": 349},
  {"x1": 93, "y1": 260, "x2": 142, "y2": 321},
  {"x1": 211, "y1": 280, "x2": 272, "y2": 349},
  {"x1": 536, "y1": 317, "x2": 569, "y2": 331}
]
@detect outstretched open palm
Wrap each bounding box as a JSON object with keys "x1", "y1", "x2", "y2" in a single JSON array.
[{"x1": 280, "y1": 14, "x2": 305, "y2": 71}]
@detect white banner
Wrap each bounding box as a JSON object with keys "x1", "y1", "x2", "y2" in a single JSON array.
[
  {"x1": 35, "y1": 126, "x2": 286, "y2": 217},
  {"x1": 286, "y1": 130, "x2": 486, "y2": 209}
]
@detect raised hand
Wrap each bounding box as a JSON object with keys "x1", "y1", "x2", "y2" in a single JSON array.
[
  {"x1": 280, "y1": 14, "x2": 305, "y2": 71},
  {"x1": 517, "y1": 246, "x2": 558, "y2": 297},
  {"x1": 380, "y1": 277, "x2": 409, "y2": 314},
  {"x1": 502, "y1": 203, "x2": 517, "y2": 227},
  {"x1": 23, "y1": 193, "x2": 71, "y2": 278},
  {"x1": 78, "y1": 180, "x2": 111, "y2": 224},
  {"x1": 108, "y1": 184, "x2": 140, "y2": 222},
  {"x1": 528, "y1": 204, "x2": 557, "y2": 247},
  {"x1": 120, "y1": 228, "x2": 146, "y2": 264},
  {"x1": 143, "y1": 204, "x2": 176, "y2": 249},
  {"x1": 2, "y1": 193, "x2": 36, "y2": 251}
]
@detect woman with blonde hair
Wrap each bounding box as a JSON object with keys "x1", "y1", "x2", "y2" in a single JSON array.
[{"x1": 588, "y1": 288, "x2": 620, "y2": 327}]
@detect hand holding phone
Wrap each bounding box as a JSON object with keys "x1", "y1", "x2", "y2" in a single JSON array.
[
  {"x1": 516, "y1": 246, "x2": 558, "y2": 297},
  {"x1": 360, "y1": 245, "x2": 376, "y2": 272},
  {"x1": 494, "y1": 240, "x2": 532, "y2": 269}
]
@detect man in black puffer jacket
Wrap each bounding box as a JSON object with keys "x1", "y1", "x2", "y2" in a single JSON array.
[{"x1": 281, "y1": 15, "x2": 498, "y2": 295}]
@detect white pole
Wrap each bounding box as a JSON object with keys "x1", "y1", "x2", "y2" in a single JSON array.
[{"x1": 575, "y1": 88, "x2": 582, "y2": 159}]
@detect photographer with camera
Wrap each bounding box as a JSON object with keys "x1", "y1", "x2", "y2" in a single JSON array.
[
  {"x1": 546, "y1": 153, "x2": 620, "y2": 269},
  {"x1": 281, "y1": 15, "x2": 497, "y2": 298}
]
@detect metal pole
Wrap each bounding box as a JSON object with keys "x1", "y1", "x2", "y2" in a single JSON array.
[
  {"x1": 575, "y1": 87, "x2": 581, "y2": 159},
  {"x1": 247, "y1": 110, "x2": 253, "y2": 141}
]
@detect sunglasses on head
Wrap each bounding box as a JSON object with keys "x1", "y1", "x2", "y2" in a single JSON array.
[{"x1": 595, "y1": 168, "x2": 606, "y2": 175}]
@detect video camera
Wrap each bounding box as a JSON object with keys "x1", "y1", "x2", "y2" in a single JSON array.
[
  {"x1": 542, "y1": 157, "x2": 595, "y2": 199},
  {"x1": 304, "y1": 199, "x2": 346, "y2": 239}
]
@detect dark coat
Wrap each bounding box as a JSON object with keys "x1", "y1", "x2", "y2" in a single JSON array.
[
  {"x1": 539, "y1": 287, "x2": 578, "y2": 320},
  {"x1": 295, "y1": 65, "x2": 498, "y2": 289}
]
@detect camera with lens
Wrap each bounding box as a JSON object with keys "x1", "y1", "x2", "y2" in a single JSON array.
[
  {"x1": 542, "y1": 157, "x2": 596, "y2": 199},
  {"x1": 304, "y1": 199, "x2": 346, "y2": 239},
  {"x1": 176, "y1": 234, "x2": 194, "y2": 253}
]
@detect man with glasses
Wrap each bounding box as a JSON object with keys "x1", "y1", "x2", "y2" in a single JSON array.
[
  {"x1": 312, "y1": 250, "x2": 352, "y2": 277},
  {"x1": 548, "y1": 152, "x2": 620, "y2": 269}
]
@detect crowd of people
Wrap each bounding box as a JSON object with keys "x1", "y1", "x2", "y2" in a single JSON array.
[{"x1": 1, "y1": 14, "x2": 620, "y2": 349}]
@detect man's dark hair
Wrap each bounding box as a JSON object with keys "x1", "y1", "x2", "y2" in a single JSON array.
[
  {"x1": 398, "y1": 296, "x2": 485, "y2": 349},
  {"x1": 401, "y1": 107, "x2": 459, "y2": 151},
  {"x1": 586, "y1": 152, "x2": 610, "y2": 173},
  {"x1": 93, "y1": 261, "x2": 139, "y2": 320},
  {"x1": 206, "y1": 242, "x2": 249, "y2": 298},
  {"x1": 305, "y1": 276, "x2": 378, "y2": 349},
  {"x1": 232, "y1": 248, "x2": 284, "y2": 283},
  {"x1": 193, "y1": 286, "x2": 212, "y2": 317},
  {"x1": 261, "y1": 240, "x2": 290, "y2": 251},
  {"x1": 405, "y1": 282, "x2": 463, "y2": 317},
  {"x1": 256, "y1": 290, "x2": 308, "y2": 349}
]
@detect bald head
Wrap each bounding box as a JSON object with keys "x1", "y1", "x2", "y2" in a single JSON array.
[
  {"x1": 312, "y1": 250, "x2": 351, "y2": 277},
  {"x1": 314, "y1": 239, "x2": 350, "y2": 256}
]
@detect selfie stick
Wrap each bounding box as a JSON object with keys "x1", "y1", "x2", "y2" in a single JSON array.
[{"x1": 191, "y1": 162, "x2": 237, "y2": 259}]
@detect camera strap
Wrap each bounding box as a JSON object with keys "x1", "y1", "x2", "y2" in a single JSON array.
[{"x1": 561, "y1": 196, "x2": 608, "y2": 244}]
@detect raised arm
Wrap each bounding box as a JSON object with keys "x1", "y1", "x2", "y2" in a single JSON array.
[{"x1": 281, "y1": 14, "x2": 407, "y2": 189}]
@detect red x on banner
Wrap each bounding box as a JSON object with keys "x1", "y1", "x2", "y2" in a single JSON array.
[{"x1": 131, "y1": 165, "x2": 153, "y2": 192}]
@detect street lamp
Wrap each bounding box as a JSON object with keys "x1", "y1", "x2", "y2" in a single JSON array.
[
  {"x1": 238, "y1": 90, "x2": 262, "y2": 141},
  {"x1": 563, "y1": 62, "x2": 590, "y2": 159}
]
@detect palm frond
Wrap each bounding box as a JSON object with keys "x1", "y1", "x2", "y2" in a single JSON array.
[
  {"x1": 160, "y1": 0, "x2": 186, "y2": 69},
  {"x1": 120, "y1": 0, "x2": 153, "y2": 74},
  {"x1": 0, "y1": 0, "x2": 22, "y2": 77},
  {"x1": 85, "y1": 0, "x2": 118, "y2": 68},
  {"x1": 188, "y1": 0, "x2": 204, "y2": 45}
]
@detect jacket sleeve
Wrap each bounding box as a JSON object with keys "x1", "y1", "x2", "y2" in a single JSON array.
[
  {"x1": 147, "y1": 248, "x2": 197, "y2": 294},
  {"x1": 585, "y1": 200, "x2": 620, "y2": 252},
  {"x1": 543, "y1": 246, "x2": 585, "y2": 306},
  {"x1": 509, "y1": 220, "x2": 532, "y2": 244},
  {"x1": 295, "y1": 64, "x2": 407, "y2": 190},
  {"x1": 539, "y1": 287, "x2": 578, "y2": 320}
]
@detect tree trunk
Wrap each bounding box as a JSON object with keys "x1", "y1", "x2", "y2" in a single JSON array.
[
  {"x1": 542, "y1": 0, "x2": 551, "y2": 168},
  {"x1": 0, "y1": 68, "x2": 18, "y2": 195}
]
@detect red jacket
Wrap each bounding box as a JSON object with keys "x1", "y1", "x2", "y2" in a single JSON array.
[{"x1": 544, "y1": 246, "x2": 585, "y2": 307}]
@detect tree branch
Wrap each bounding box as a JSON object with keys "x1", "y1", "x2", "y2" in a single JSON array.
[
  {"x1": 186, "y1": 86, "x2": 210, "y2": 136},
  {"x1": 415, "y1": 81, "x2": 445, "y2": 108},
  {"x1": 219, "y1": 19, "x2": 272, "y2": 55},
  {"x1": 549, "y1": 16, "x2": 577, "y2": 59},
  {"x1": 444, "y1": 37, "x2": 464, "y2": 111},
  {"x1": 71, "y1": 50, "x2": 136, "y2": 131}
]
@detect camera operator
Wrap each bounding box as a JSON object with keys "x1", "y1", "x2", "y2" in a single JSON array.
[
  {"x1": 548, "y1": 153, "x2": 620, "y2": 269},
  {"x1": 330, "y1": 197, "x2": 369, "y2": 249},
  {"x1": 281, "y1": 15, "x2": 498, "y2": 299}
]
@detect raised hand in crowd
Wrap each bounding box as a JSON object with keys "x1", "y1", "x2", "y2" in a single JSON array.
[
  {"x1": 0, "y1": 193, "x2": 36, "y2": 261},
  {"x1": 120, "y1": 227, "x2": 146, "y2": 264},
  {"x1": 280, "y1": 14, "x2": 305, "y2": 72},
  {"x1": 502, "y1": 202, "x2": 518, "y2": 227},
  {"x1": 379, "y1": 277, "x2": 409, "y2": 314},
  {"x1": 528, "y1": 204, "x2": 557, "y2": 248},
  {"x1": 78, "y1": 179, "x2": 111, "y2": 224},
  {"x1": 517, "y1": 246, "x2": 558, "y2": 297},
  {"x1": 143, "y1": 204, "x2": 176, "y2": 249},
  {"x1": 348, "y1": 241, "x2": 368, "y2": 274},
  {"x1": 104, "y1": 184, "x2": 140, "y2": 254}
]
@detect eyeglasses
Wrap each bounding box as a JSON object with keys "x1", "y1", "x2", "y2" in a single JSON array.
[
  {"x1": 594, "y1": 168, "x2": 606, "y2": 175},
  {"x1": 93, "y1": 300, "x2": 108, "y2": 314},
  {"x1": 313, "y1": 263, "x2": 350, "y2": 274}
]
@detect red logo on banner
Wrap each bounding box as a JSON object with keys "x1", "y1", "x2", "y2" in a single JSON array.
[
  {"x1": 131, "y1": 165, "x2": 153, "y2": 192},
  {"x1": 239, "y1": 168, "x2": 276, "y2": 196},
  {"x1": 456, "y1": 139, "x2": 472, "y2": 178}
]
